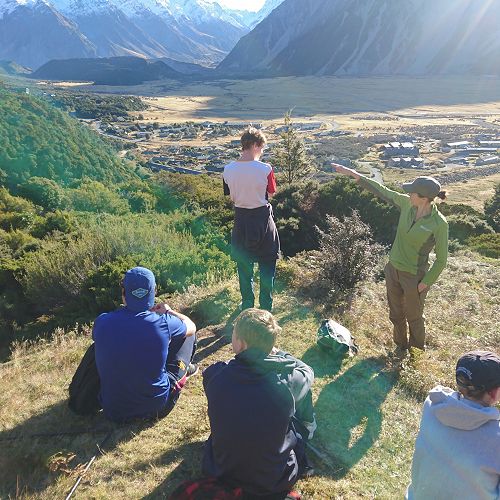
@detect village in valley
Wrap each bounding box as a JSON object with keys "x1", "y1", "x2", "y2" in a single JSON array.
[{"x1": 87, "y1": 100, "x2": 500, "y2": 190}]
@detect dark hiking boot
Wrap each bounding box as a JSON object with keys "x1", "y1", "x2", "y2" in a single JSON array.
[{"x1": 186, "y1": 363, "x2": 199, "y2": 380}]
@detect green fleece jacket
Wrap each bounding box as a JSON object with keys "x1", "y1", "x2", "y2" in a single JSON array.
[{"x1": 359, "y1": 176, "x2": 449, "y2": 286}]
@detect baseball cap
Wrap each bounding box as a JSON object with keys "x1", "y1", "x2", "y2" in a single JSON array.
[
  {"x1": 402, "y1": 176, "x2": 441, "y2": 199},
  {"x1": 456, "y1": 351, "x2": 500, "y2": 391},
  {"x1": 122, "y1": 267, "x2": 156, "y2": 312}
]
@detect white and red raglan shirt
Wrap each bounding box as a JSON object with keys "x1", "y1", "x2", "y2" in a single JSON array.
[{"x1": 223, "y1": 160, "x2": 277, "y2": 209}]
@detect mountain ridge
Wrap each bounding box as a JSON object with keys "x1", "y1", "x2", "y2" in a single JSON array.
[{"x1": 219, "y1": 0, "x2": 500, "y2": 77}]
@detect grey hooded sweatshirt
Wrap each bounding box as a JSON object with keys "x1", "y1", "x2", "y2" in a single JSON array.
[{"x1": 407, "y1": 385, "x2": 500, "y2": 500}]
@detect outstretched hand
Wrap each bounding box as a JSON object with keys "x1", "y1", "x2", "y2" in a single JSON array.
[
  {"x1": 417, "y1": 282, "x2": 428, "y2": 293},
  {"x1": 331, "y1": 163, "x2": 360, "y2": 181}
]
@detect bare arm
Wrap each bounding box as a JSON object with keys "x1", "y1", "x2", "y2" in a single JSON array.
[{"x1": 150, "y1": 303, "x2": 197, "y2": 336}]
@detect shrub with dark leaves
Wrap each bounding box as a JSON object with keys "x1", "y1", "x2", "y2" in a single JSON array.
[{"x1": 300, "y1": 210, "x2": 384, "y2": 311}]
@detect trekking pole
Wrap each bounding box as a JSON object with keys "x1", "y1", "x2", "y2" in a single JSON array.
[{"x1": 65, "y1": 430, "x2": 113, "y2": 500}]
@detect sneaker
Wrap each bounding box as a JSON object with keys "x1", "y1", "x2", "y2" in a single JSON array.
[{"x1": 186, "y1": 363, "x2": 199, "y2": 380}]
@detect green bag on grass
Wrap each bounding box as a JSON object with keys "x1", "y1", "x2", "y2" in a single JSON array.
[{"x1": 317, "y1": 319, "x2": 359, "y2": 357}]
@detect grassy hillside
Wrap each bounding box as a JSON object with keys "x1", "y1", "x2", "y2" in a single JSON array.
[{"x1": 0, "y1": 251, "x2": 498, "y2": 499}]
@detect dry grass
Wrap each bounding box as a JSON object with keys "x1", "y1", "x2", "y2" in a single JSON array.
[
  {"x1": 0, "y1": 252, "x2": 498, "y2": 499},
  {"x1": 442, "y1": 173, "x2": 500, "y2": 212}
]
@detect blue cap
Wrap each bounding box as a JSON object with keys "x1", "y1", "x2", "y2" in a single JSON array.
[{"x1": 123, "y1": 267, "x2": 156, "y2": 312}]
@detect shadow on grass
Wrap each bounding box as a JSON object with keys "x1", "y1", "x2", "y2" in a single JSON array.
[
  {"x1": 194, "y1": 334, "x2": 231, "y2": 364},
  {"x1": 310, "y1": 356, "x2": 398, "y2": 479},
  {"x1": 185, "y1": 288, "x2": 239, "y2": 331},
  {"x1": 0, "y1": 399, "x2": 160, "y2": 498},
  {"x1": 141, "y1": 440, "x2": 205, "y2": 499}
]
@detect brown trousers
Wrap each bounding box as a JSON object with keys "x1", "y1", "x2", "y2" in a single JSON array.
[{"x1": 384, "y1": 262, "x2": 429, "y2": 350}]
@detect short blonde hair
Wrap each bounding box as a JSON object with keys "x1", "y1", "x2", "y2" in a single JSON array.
[
  {"x1": 240, "y1": 127, "x2": 267, "y2": 151},
  {"x1": 233, "y1": 308, "x2": 281, "y2": 354}
]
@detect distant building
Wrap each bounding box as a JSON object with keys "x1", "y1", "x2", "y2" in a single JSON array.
[
  {"x1": 382, "y1": 142, "x2": 419, "y2": 158},
  {"x1": 465, "y1": 147, "x2": 498, "y2": 154},
  {"x1": 476, "y1": 155, "x2": 499, "y2": 166},
  {"x1": 388, "y1": 157, "x2": 424, "y2": 168},
  {"x1": 442, "y1": 141, "x2": 470, "y2": 153},
  {"x1": 478, "y1": 141, "x2": 500, "y2": 148},
  {"x1": 444, "y1": 157, "x2": 468, "y2": 166}
]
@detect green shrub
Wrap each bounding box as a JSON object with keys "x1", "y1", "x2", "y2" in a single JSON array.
[
  {"x1": 69, "y1": 180, "x2": 130, "y2": 214},
  {"x1": 484, "y1": 183, "x2": 499, "y2": 231},
  {"x1": 466, "y1": 233, "x2": 500, "y2": 259},
  {"x1": 447, "y1": 213, "x2": 494, "y2": 242},
  {"x1": 19, "y1": 214, "x2": 233, "y2": 313},
  {"x1": 18, "y1": 177, "x2": 68, "y2": 211},
  {"x1": 30, "y1": 211, "x2": 77, "y2": 239}
]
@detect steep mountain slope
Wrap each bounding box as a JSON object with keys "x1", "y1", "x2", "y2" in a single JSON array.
[
  {"x1": 0, "y1": 0, "x2": 96, "y2": 69},
  {"x1": 247, "y1": 0, "x2": 284, "y2": 29},
  {"x1": 0, "y1": 0, "x2": 250, "y2": 68},
  {"x1": 219, "y1": 0, "x2": 500, "y2": 76}
]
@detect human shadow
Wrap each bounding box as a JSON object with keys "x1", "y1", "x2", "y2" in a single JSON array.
[
  {"x1": 301, "y1": 344, "x2": 345, "y2": 379},
  {"x1": 184, "y1": 289, "x2": 239, "y2": 331},
  {"x1": 141, "y1": 440, "x2": 205, "y2": 499},
  {"x1": 0, "y1": 399, "x2": 157, "y2": 498},
  {"x1": 311, "y1": 356, "x2": 397, "y2": 479},
  {"x1": 194, "y1": 334, "x2": 231, "y2": 364}
]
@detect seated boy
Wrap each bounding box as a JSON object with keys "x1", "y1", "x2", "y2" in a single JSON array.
[
  {"x1": 407, "y1": 350, "x2": 500, "y2": 499},
  {"x1": 202, "y1": 308, "x2": 316, "y2": 497},
  {"x1": 93, "y1": 266, "x2": 197, "y2": 422}
]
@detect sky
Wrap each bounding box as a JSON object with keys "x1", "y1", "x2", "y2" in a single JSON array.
[{"x1": 218, "y1": 0, "x2": 265, "y2": 11}]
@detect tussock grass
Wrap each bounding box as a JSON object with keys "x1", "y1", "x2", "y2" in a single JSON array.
[{"x1": 0, "y1": 252, "x2": 498, "y2": 499}]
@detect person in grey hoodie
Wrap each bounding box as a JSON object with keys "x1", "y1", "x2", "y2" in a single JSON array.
[{"x1": 407, "y1": 350, "x2": 500, "y2": 500}]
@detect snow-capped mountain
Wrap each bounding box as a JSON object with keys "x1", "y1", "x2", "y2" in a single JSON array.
[
  {"x1": 247, "y1": 0, "x2": 284, "y2": 29},
  {"x1": 0, "y1": 0, "x2": 96, "y2": 69},
  {"x1": 220, "y1": 0, "x2": 500, "y2": 77},
  {"x1": 0, "y1": 0, "x2": 253, "y2": 69}
]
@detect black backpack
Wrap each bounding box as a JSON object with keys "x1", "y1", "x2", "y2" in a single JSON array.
[{"x1": 68, "y1": 343, "x2": 101, "y2": 415}]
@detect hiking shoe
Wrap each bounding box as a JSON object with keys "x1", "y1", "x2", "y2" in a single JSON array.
[
  {"x1": 392, "y1": 346, "x2": 408, "y2": 359},
  {"x1": 185, "y1": 363, "x2": 199, "y2": 380}
]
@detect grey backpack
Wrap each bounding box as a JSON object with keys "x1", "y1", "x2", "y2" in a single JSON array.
[{"x1": 317, "y1": 319, "x2": 359, "y2": 357}]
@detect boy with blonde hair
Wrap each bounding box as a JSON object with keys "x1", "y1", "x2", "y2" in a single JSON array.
[{"x1": 202, "y1": 309, "x2": 315, "y2": 497}]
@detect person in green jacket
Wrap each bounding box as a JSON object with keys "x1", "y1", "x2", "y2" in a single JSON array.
[{"x1": 332, "y1": 164, "x2": 449, "y2": 353}]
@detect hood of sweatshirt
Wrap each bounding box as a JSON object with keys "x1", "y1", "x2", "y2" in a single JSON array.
[{"x1": 429, "y1": 385, "x2": 500, "y2": 430}]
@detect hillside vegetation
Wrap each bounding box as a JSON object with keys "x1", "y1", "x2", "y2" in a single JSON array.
[
  {"x1": 0, "y1": 87, "x2": 135, "y2": 188},
  {"x1": 0, "y1": 85, "x2": 499, "y2": 498},
  {"x1": 0, "y1": 251, "x2": 498, "y2": 499}
]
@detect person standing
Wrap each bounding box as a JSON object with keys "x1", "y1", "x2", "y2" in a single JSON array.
[
  {"x1": 332, "y1": 165, "x2": 448, "y2": 353},
  {"x1": 223, "y1": 127, "x2": 280, "y2": 312},
  {"x1": 407, "y1": 350, "x2": 500, "y2": 499}
]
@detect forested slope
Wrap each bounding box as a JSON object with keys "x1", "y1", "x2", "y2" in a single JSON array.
[{"x1": 0, "y1": 86, "x2": 134, "y2": 188}]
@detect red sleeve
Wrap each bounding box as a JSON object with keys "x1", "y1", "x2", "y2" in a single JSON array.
[{"x1": 267, "y1": 168, "x2": 277, "y2": 194}]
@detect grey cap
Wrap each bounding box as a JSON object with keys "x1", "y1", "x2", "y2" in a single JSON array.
[{"x1": 402, "y1": 176, "x2": 441, "y2": 199}]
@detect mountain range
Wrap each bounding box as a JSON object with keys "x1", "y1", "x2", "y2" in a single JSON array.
[
  {"x1": 0, "y1": 0, "x2": 284, "y2": 70},
  {"x1": 2, "y1": 0, "x2": 498, "y2": 79},
  {"x1": 220, "y1": 0, "x2": 500, "y2": 76}
]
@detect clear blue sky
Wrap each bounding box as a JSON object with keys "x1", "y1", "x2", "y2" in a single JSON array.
[{"x1": 218, "y1": 0, "x2": 265, "y2": 11}]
